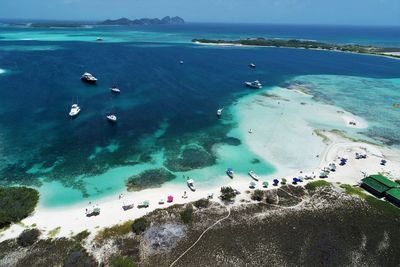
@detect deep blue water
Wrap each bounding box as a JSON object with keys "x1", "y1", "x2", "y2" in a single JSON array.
[{"x1": 0, "y1": 24, "x2": 400, "y2": 204}]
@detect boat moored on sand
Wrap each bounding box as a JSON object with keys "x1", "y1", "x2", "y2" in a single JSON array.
[
  {"x1": 248, "y1": 170, "x2": 259, "y2": 181},
  {"x1": 187, "y1": 178, "x2": 196, "y2": 191},
  {"x1": 226, "y1": 168, "x2": 234, "y2": 179}
]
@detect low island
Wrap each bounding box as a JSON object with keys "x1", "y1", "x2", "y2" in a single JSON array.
[{"x1": 192, "y1": 38, "x2": 400, "y2": 59}]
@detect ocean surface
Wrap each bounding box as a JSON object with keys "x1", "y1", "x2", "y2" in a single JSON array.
[{"x1": 0, "y1": 23, "x2": 399, "y2": 207}]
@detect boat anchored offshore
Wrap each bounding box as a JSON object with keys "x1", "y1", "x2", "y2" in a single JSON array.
[
  {"x1": 249, "y1": 63, "x2": 256, "y2": 68},
  {"x1": 81, "y1": 72, "x2": 98, "y2": 84},
  {"x1": 110, "y1": 85, "x2": 121, "y2": 93},
  {"x1": 226, "y1": 168, "x2": 234, "y2": 179},
  {"x1": 248, "y1": 170, "x2": 259, "y2": 181},
  {"x1": 187, "y1": 178, "x2": 196, "y2": 192},
  {"x1": 106, "y1": 113, "x2": 117, "y2": 123},
  {"x1": 96, "y1": 37, "x2": 103, "y2": 41},
  {"x1": 69, "y1": 104, "x2": 81, "y2": 117},
  {"x1": 245, "y1": 80, "x2": 262, "y2": 89},
  {"x1": 217, "y1": 108, "x2": 223, "y2": 117}
]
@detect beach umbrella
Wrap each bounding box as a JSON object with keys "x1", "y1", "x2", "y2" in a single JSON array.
[
  {"x1": 262, "y1": 181, "x2": 269, "y2": 188},
  {"x1": 281, "y1": 178, "x2": 287, "y2": 185},
  {"x1": 249, "y1": 182, "x2": 256, "y2": 188},
  {"x1": 167, "y1": 195, "x2": 174, "y2": 203},
  {"x1": 143, "y1": 200, "x2": 150, "y2": 207},
  {"x1": 292, "y1": 178, "x2": 298, "y2": 184},
  {"x1": 273, "y1": 179, "x2": 279, "y2": 186}
]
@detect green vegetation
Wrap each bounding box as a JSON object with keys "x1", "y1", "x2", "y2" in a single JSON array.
[
  {"x1": 220, "y1": 186, "x2": 236, "y2": 202},
  {"x1": 0, "y1": 187, "x2": 39, "y2": 228},
  {"x1": 17, "y1": 228, "x2": 41, "y2": 247},
  {"x1": 192, "y1": 38, "x2": 400, "y2": 59},
  {"x1": 180, "y1": 204, "x2": 194, "y2": 224},
  {"x1": 193, "y1": 198, "x2": 210, "y2": 209},
  {"x1": 126, "y1": 168, "x2": 176, "y2": 191},
  {"x1": 131, "y1": 218, "x2": 150, "y2": 234},
  {"x1": 341, "y1": 184, "x2": 400, "y2": 215},
  {"x1": 73, "y1": 230, "x2": 91, "y2": 243},
  {"x1": 305, "y1": 180, "x2": 331, "y2": 191},
  {"x1": 110, "y1": 255, "x2": 137, "y2": 267},
  {"x1": 251, "y1": 190, "x2": 264, "y2": 201},
  {"x1": 48, "y1": 227, "x2": 61, "y2": 238},
  {"x1": 94, "y1": 220, "x2": 133, "y2": 244}
]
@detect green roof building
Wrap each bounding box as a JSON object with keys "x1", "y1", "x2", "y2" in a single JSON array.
[
  {"x1": 386, "y1": 188, "x2": 400, "y2": 207},
  {"x1": 361, "y1": 174, "x2": 399, "y2": 198}
]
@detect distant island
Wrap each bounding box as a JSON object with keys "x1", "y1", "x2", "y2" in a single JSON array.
[
  {"x1": 192, "y1": 38, "x2": 400, "y2": 59},
  {"x1": 98, "y1": 16, "x2": 184, "y2": 26}
]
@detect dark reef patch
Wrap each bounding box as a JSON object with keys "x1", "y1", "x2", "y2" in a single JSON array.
[{"x1": 126, "y1": 168, "x2": 176, "y2": 191}]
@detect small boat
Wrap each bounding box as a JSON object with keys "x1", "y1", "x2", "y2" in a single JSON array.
[
  {"x1": 248, "y1": 129, "x2": 253, "y2": 134},
  {"x1": 329, "y1": 163, "x2": 337, "y2": 172},
  {"x1": 179, "y1": 60, "x2": 184, "y2": 64},
  {"x1": 217, "y1": 108, "x2": 223, "y2": 117},
  {"x1": 249, "y1": 181, "x2": 256, "y2": 189},
  {"x1": 110, "y1": 85, "x2": 121, "y2": 93},
  {"x1": 138, "y1": 200, "x2": 150, "y2": 208},
  {"x1": 81, "y1": 72, "x2": 98, "y2": 84},
  {"x1": 106, "y1": 113, "x2": 117, "y2": 123},
  {"x1": 69, "y1": 104, "x2": 81, "y2": 117},
  {"x1": 249, "y1": 63, "x2": 256, "y2": 68},
  {"x1": 244, "y1": 80, "x2": 262, "y2": 89},
  {"x1": 85, "y1": 206, "x2": 100, "y2": 217},
  {"x1": 187, "y1": 178, "x2": 196, "y2": 192},
  {"x1": 226, "y1": 168, "x2": 234, "y2": 179},
  {"x1": 122, "y1": 201, "x2": 134, "y2": 211},
  {"x1": 248, "y1": 170, "x2": 259, "y2": 181},
  {"x1": 96, "y1": 37, "x2": 103, "y2": 41}
]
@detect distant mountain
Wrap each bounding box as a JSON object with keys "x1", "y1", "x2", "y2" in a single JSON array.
[{"x1": 98, "y1": 16, "x2": 184, "y2": 26}]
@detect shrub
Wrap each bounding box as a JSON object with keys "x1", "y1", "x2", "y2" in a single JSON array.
[
  {"x1": 131, "y1": 218, "x2": 149, "y2": 234},
  {"x1": 0, "y1": 187, "x2": 39, "y2": 228},
  {"x1": 17, "y1": 228, "x2": 41, "y2": 247},
  {"x1": 73, "y1": 230, "x2": 91, "y2": 243},
  {"x1": 251, "y1": 190, "x2": 264, "y2": 201},
  {"x1": 305, "y1": 180, "x2": 331, "y2": 191},
  {"x1": 180, "y1": 204, "x2": 194, "y2": 224},
  {"x1": 94, "y1": 220, "x2": 133, "y2": 244},
  {"x1": 220, "y1": 187, "x2": 236, "y2": 202},
  {"x1": 193, "y1": 198, "x2": 210, "y2": 209},
  {"x1": 110, "y1": 256, "x2": 137, "y2": 267}
]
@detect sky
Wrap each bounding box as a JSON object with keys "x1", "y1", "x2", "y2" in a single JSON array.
[{"x1": 0, "y1": 0, "x2": 399, "y2": 26}]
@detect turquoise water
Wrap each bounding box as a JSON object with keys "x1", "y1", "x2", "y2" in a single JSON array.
[{"x1": 0, "y1": 24, "x2": 399, "y2": 207}]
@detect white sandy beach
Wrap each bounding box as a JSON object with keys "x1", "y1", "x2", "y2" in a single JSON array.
[{"x1": 1, "y1": 85, "x2": 400, "y2": 243}]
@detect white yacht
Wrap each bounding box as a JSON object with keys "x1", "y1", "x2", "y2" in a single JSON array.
[
  {"x1": 248, "y1": 170, "x2": 259, "y2": 181},
  {"x1": 187, "y1": 178, "x2": 196, "y2": 191},
  {"x1": 69, "y1": 104, "x2": 81, "y2": 117},
  {"x1": 245, "y1": 80, "x2": 262, "y2": 89},
  {"x1": 107, "y1": 113, "x2": 117, "y2": 122},
  {"x1": 110, "y1": 85, "x2": 121, "y2": 93},
  {"x1": 81, "y1": 72, "x2": 98, "y2": 84}
]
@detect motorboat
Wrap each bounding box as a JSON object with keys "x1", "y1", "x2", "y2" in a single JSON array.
[
  {"x1": 110, "y1": 85, "x2": 121, "y2": 93},
  {"x1": 244, "y1": 80, "x2": 262, "y2": 89},
  {"x1": 81, "y1": 72, "x2": 98, "y2": 84},
  {"x1": 179, "y1": 60, "x2": 184, "y2": 64},
  {"x1": 107, "y1": 113, "x2": 117, "y2": 123},
  {"x1": 249, "y1": 63, "x2": 256, "y2": 68},
  {"x1": 226, "y1": 168, "x2": 234, "y2": 179},
  {"x1": 96, "y1": 37, "x2": 103, "y2": 41},
  {"x1": 217, "y1": 108, "x2": 223, "y2": 117},
  {"x1": 69, "y1": 104, "x2": 81, "y2": 117},
  {"x1": 187, "y1": 178, "x2": 196, "y2": 191},
  {"x1": 248, "y1": 170, "x2": 259, "y2": 181}
]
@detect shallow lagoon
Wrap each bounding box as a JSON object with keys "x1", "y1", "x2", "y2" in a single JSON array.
[{"x1": 0, "y1": 25, "x2": 399, "y2": 207}]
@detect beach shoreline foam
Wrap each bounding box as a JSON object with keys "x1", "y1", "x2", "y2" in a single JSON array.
[{"x1": 1, "y1": 81, "x2": 400, "y2": 242}]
